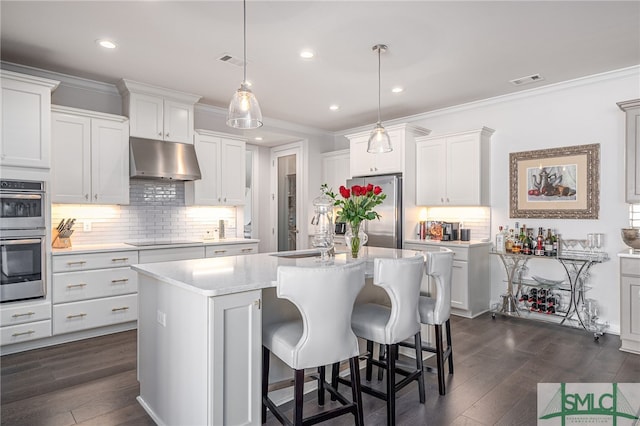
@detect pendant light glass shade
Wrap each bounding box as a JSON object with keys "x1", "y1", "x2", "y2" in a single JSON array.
[
  {"x1": 227, "y1": 0, "x2": 263, "y2": 129},
  {"x1": 367, "y1": 44, "x2": 392, "y2": 153},
  {"x1": 227, "y1": 82, "x2": 263, "y2": 129},
  {"x1": 368, "y1": 121, "x2": 392, "y2": 153}
]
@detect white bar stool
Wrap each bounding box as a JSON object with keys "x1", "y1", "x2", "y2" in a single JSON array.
[
  {"x1": 336, "y1": 254, "x2": 426, "y2": 426},
  {"x1": 399, "y1": 248, "x2": 455, "y2": 395},
  {"x1": 262, "y1": 261, "x2": 366, "y2": 426}
]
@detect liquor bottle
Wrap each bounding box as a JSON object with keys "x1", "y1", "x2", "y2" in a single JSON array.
[
  {"x1": 522, "y1": 228, "x2": 531, "y2": 255},
  {"x1": 552, "y1": 230, "x2": 559, "y2": 256},
  {"x1": 544, "y1": 229, "x2": 554, "y2": 256},
  {"x1": 512, "y1": 228, "x2": 522, "y2": 253},
  {"x1": 495, "y1": 226, "x2": 505, "y2": 253},
  {"x1": 505, "y1": 229, "x2": 515, "y2": 253},
  {"x1": 535, "y1": 227, "x2": 545, "y2": 256}
]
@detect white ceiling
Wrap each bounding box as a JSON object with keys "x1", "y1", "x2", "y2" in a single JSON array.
[{"x1": 2, "y1": 1, "x2": 639, "y2": 138}]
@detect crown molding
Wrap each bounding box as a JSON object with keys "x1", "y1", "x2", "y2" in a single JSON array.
[
  {"x1": 402, "y1": 65, "x2": 640, "y2": 122},
  {"x1": 1, "y1": 61, "x2": 121, "y2": 96}
]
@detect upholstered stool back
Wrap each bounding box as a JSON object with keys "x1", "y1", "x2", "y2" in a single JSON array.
[
  {"x1": 423, "y1": 249, "x2": 454, "y2": 326},
  {"x1": 268, "y1": 261, "x2": 365, "y2": 370}
]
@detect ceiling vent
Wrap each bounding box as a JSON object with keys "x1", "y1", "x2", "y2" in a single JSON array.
[
  {"x1": 218, "y1": 53, "x2": 245, "y2": 68},
  {"x1": 510, "y1": 73, "x2": 544, "y2": 86}
]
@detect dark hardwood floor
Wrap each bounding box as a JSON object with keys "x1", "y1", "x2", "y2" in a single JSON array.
[{"x1": 2, "y1": 313, "x2": 638, "y2": 425}]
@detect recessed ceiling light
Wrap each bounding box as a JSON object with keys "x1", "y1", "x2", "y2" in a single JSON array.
[
  {"x1": 254, "y1": 137, "x2": 263, "y2": 141},
  {"x1": 392, "y1": 87, "x2": 404, "y2": 93},
  {"x1": 300, "y1": 50, "x2": 315, "y2": 59},
  {"x1": 329, "y1": 105, "x2": 340, "y2": 111},
  {"x1": 96, "y1": 39, "x2": 117, "y2": 49}
]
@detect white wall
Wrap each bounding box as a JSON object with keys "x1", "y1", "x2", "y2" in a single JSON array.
[{"x1": 401, "y1": 67, "x2": 639, "y2": 333}]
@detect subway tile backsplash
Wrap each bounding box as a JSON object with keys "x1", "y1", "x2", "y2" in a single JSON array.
[{"x1": 52, "y1": 179, "x2": 237, "y2": 245}]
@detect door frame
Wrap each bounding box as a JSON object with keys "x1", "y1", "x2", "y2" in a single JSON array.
[{"x1": 270, "y1": 142, "x2": 304, "y2": 252}]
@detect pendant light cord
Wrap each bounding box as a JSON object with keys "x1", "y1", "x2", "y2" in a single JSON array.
[
  {"x1": 376, "y1": 46, "x2": 381, "y2": 124},
  {"x1": 243, "y1": 0, "x2": 247, "y2": 84}
]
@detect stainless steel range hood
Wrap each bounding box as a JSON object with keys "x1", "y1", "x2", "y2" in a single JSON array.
[{"x1": 129, "y1": 137, "x2": 201, "y2": 181}]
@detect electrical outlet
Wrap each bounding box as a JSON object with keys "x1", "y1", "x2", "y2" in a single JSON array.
[
  {"x1": 83, "y1": 221, "x2": 92, "y2": 232},
  {"x1": 156, "y1": 310, "x2": 166, "y2": 327}
]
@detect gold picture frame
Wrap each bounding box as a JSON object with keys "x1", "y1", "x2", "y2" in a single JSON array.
[{"x1": 509, "y1": 143, "x2": 600, "y2": 219}]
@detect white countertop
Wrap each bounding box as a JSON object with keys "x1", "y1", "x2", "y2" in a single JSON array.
[
  {"x1": 132, "y1": 246, "x2": 422, "y2": 297},
  {"x1": 52, "y1": 238, "x2": 260, "y2": 255},
  {"x1": 404, "y1": 239, "x2": 492, "y2": 248},
  {"x1": 618, "y1": 249, "x2": 640, "y2": 259}
]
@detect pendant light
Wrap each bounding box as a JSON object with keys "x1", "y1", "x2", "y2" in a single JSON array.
[
  {"x1": 227, "y1": 0, "x2": 263, "y2": 129},
  {"x1": 367, "y1": 44, "x2": 392, "y2": 153}
]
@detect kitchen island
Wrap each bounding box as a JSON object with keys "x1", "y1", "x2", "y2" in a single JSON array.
[{"x1": 133, "y1": 246, "x2": 420, "y2": 426}]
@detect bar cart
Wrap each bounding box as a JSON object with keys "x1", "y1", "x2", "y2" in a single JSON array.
[{"x1": 491, "y1": 249, "x2": 610, "y2": 341}]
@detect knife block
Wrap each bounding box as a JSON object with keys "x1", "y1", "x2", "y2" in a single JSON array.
[{"x1": 52, "y1": 229, "x2": 72, "y2": 248}]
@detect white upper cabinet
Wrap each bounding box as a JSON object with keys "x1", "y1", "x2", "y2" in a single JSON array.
[
  {"x1": 346, "y1": 124, "x2": 430, "y2": 177},
  {"x1": 185, "y1": 130, "x2": 246, "y2": 206},
  {"x1": 618, "y1": 99, "x2": 640, "y2": 203},
  {"x1": 51, "y1": 106, "x2": 129, "y2": 204},
  {"x1": 117, "y1": 79, "x2": 201, "y2": 144},
  {"x1": 416, "y1": 127, "x2": 493, "y2": 206},
  {"x1": 321, "y1": 149, "x2": 350, "y2": 192},
  {"x1": 1, "y1": 70, "x2": 59, "y2": 169}
]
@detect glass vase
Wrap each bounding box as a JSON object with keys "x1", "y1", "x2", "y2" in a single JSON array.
[{"x1": 345, "y1": 222, "x2": 368, "y2": 258}]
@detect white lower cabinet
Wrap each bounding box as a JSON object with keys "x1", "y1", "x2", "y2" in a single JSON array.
[
  {"x1": 52, "y1": 250, "x2": 139, "y2": 335},
  {"x1": 620, "y1": 256, "x2": 640, "y2": 354},
  {"x1": 404, "y1": 241, "x2": 491, "y2": 318},
  {"x1": 138, "y1": 273, "x2": 261, "y2": 425},
  {"x1": 0, "y1": 300, "x2": 52, "y2": 345},
  {"x1": 53, "y1": 294, "x2": 138, "y2": 334},
  {"x1": 138, "y1": 246, "x2": 205, "y2": 263},
  {"x1": 205, "y1": 243, "x2": 259, "y2": 258}
]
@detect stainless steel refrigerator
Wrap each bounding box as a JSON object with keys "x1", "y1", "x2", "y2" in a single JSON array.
[{"x1": 346, "y1": 174, "x2": 402, "y2": 249}]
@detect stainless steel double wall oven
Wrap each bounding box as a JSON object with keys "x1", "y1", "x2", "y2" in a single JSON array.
[{"x1": 0, "y1": 179, "x2": 46, "y2": 303}]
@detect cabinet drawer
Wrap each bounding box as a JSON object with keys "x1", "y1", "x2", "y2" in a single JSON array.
[
  {"x1": 53, "y1": 294, "x2": 137, "y2": 335},
  {"x1": 621, "y1": 258, "x2": 640, "y2": 276},
  {"x1": 403, "y1": 243, "x2": 468, "y2": 261},
  {"x1": 138, "y1": 246, "x2": 204, "y2": 263},
  {"x1": 1, "y1": 320, "x2": 51, "y2": 345},
  {"x1": 0, "y1": 301, "x2": 51, "y2": 326},
  {"x1": 205, "y1": 244, "x2": 258, "y2": 258},
  {"x1": 53, "y1": 268, "x2": 138, "y2": 303},
  {"x1": 53, "y1": 251, "x2": 139, "y2": 272}
]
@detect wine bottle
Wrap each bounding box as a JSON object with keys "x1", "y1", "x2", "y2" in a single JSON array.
[{"x1": 495, "y1": 226, "x2": 505, "y2": 253}]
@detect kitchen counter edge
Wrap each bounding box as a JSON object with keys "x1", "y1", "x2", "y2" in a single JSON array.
[
  {"x1": 404, "y1": 239, "x2": 492, "y2": 248},
  {"x1": 618, "y1": 249, "x2": 640, "y2": 259},
  {"x1": 52, "y1": 239, "x2": 260, "y2": 255}
]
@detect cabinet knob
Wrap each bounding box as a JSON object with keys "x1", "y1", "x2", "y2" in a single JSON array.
[
  {"x1": 218, "y1": 198, "x2": 221, "y2": 202},
  {"x1": 95, "y1": 194, "x2": 98, "y2": 200},
  {"x1": 224, "y1": 198, "x2": 227, "y2": 202},
  {"x1": 440, "y1": 198, "x2": 444, "y2": 203},
  {"x1": 158, "y1": 132, "x2": 162, "y2": 136},
  {"x1": 166, "y1": 133, "x2": 170, "y2": 137},
  {"x1": 85, "y1": 194, "x2": 89, "y2": 200},
  {"x1": 446, "y1": 198, "x2": 450, "y2": 203}
]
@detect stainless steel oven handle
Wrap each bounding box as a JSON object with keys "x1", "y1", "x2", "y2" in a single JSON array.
[
  {"x1": 0, "y1": 194, "x2": 42, "y2": 200},
  {"x1": 1, "y1": 238, "x2": 42, "y2": 245}
]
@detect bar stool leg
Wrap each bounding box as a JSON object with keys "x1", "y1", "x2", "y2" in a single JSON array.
[
  {"x1": 318, "y1": 366, "x2": 325, "y2": 406},
  {"x1": 414, "y1": 332, "x2": 425, "y2": 403},
  {"x1": 386, "y1": 344, "x2": 397, "y2": 426},
  {"x1": 349, "y1": 356, "x2": 364, "y2": 426},
  {"x1": 331, "y1": 362, "x2": 340, "y2": 401},
  {"x1": 262, "y1": 347, "x2": 270, "y2": 424},
  {"x1": 293, "y1": 369, "x2": 305, "y2": 425},
  {"x1": 434, "y1": 324, "x2": 446, "y2": 395},
  {"x1": 365, "y1": 340, "x2": 374, "y2": 381},
  {"x1": 446, "y1": 319, "x2": 454, "y2": 374},
  {"x1": 377, "y1": 344, "x2": 385, "y2": 381}
]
